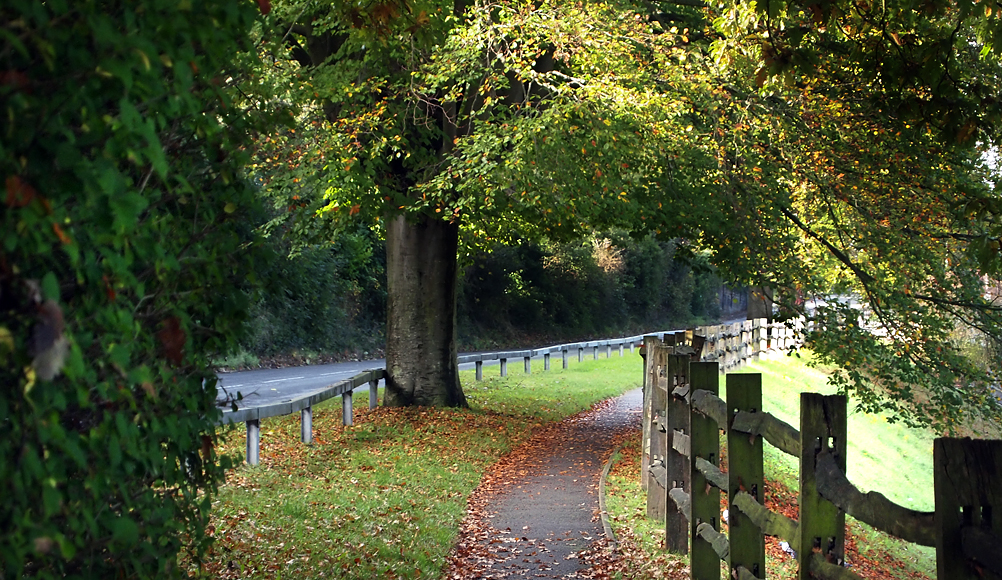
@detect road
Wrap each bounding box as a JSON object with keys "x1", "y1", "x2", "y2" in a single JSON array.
[{"x1": 215, "y1": 350, "x2": 574, "y2": 410}]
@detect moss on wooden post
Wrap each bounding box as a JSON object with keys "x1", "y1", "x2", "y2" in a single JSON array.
[
  {"x1": 690, "y1": 362, "x2": 721, "y2": 578},
  {"x1": 728, "y1": 373, "x2": 765, "y2": 579},
  {"x1": 798, "y1": 393, "x2": 847, "y2": 579}
]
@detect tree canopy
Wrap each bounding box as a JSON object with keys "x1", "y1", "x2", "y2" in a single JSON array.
[{"x1": 247, "y1": 0, "x2": 1001, "y2": 429}]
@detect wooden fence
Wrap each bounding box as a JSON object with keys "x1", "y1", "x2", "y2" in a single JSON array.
[{"x1": 640, "y1": 333, "x2": 1002, "y2": 580}]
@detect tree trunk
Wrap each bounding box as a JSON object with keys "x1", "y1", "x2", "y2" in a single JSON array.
[{"x1": 384, "y1": 213, "x2": 468, "y2": 407}]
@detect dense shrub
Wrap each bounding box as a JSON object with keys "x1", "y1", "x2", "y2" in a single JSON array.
[
  {"x1": 457, "y1": 234, "x2": 722, "y2": 347},
  {"x1": 1, "y1": 1, "x2": 270, "y2": 577},
  {"x1": 245, "y1": 225, "x2": 386, "y2": 356}
]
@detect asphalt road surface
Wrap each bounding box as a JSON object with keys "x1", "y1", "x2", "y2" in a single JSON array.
[{"x1": 215, "y1": 350, "x2": 579, "y2": 410}]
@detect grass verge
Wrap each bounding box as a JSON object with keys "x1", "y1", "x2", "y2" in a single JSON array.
[{"x1": 186, "y1": 351, "x2": 644, "y2": 579}]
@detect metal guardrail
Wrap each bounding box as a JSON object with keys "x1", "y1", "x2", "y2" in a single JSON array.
[{"x1": 221, "y1": 329, "x2": 689, "y2": 465}]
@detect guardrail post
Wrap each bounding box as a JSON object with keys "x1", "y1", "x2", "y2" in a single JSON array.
[
  {"x1": 934, "y1": 438, "x2": 1002, "y2": 580},
  {"x1": 475, "y1": 360, "x2": 483, "y2": 381},
  {"x1": 342, "y1": 391, "x2": 353, "y2": 426},
  {"x1": 619, "y1": 342, "x2": 624, "y2": 356},
  {"x1": 500, "y1": 358, "x2": 507, "y2": 377},
  {"x1": 606, "y1": 344, "x2": 612, "y2": 358},
  {"x1": 524, "y1": 355, "x2": 531, "y2": 374},
  {"x1": 799, "y1": 393, "x2": 847, "y2": 579},
  {"x1": 368, "y1": 377, "x2": 378, "y2": 409},
  {"x1": 691, "y1": 362, "x2": 720, "y2": 579},
  {"x1": 666, "y1": 353, "x2": 691, "y2": 554},
  {"x1": 544, "y1": 353, "x2": 550, "y2": 371},
  {"x1": 630, "y1": 340, "x2": 635, "y2": 353},
  {"x1": 301, "y1": 406, "x2": 313, "y2": 444},
  {"x1": 246, "y1": 419, "x2": 260, "y2": 466},
  {"x1": 593, "y1": 345, "x2": 599, "y2": 360},
  {"x1": 578, "y1": 347, "x2": 584, "y2": 362},
  {"x1": 562, "y1": 348, "x2": 569, "y2": 369},
  {"x1": 728, "y1": 374, "x2": 765, "y2": 579}
]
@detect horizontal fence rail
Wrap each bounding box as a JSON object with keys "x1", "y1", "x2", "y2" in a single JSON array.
[{"x1": 640, "y1": 328, "x2": 1002, "y2": 580}]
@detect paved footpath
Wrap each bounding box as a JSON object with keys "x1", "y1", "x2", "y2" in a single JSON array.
[{"x1": 445, "y1": 388, "x2": 643, "y2": 579}]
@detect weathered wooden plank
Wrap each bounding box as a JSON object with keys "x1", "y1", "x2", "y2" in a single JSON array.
[
  {"x1": 695, "y1": 522, "x2": 729, "y2": 562},
  {"x1": 691, "y1": 389, "x2": 727, "y2": 430},
  {"x1": 640, "y1": 335, "x2": 658, "y2": 492},
  {"x1": 731, "y1": 491, "x2": 800, "y2": 551},
  {"x1": 935, "y1": 437, "x2": 1002, "y2": 580},
  {"x1": 695, "y1": 457, "x2": 727, "y2": 490},
  {"x1": 669, "y1": 487, "x2": 691, "y2": 522},
  {"x1": 799, "y1": 394, "x2": 847, "y2": 580},
  {"x1": 646, "y1": 343, "x2": 670, "y2": 521},
  {"x1": 689, "y1": 362, "x2": 721, "y2": 580},
  {"x1": 727, "y1": 374, "x2": 765, "y2": 579},
  {"x1": 815, "y1": 451, "x2": 935, "y2": 547},
  {"x1": 731, "y1": 409, "x2": 801, "y2": 457},
  {"x1": 649, "y1": 461, "x2": 668, "y2": 490},
  {"x1": 666, "y1": 353, "x2": 691, "y2": 554},
  {"x1": 961, "y1": 527, "x2": 1002, "y2": 578}
]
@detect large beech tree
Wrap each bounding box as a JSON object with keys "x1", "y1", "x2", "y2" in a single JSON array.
[
  {"x1": 251, "y1": 0, "x2": 708, "y2": 407},
  {"x1": 250, "y1": 0, "x2": 1002, "y2": 432}
]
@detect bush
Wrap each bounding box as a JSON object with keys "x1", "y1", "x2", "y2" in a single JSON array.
[
  {"x1": 245, "y1": 225, "x2": 386, "y2": 356},
  {"x1": 1, "y1": 1, "x2": 270, "y2": 577},
  {"x1": 457, "y1": 233, "x2": 723, "y2": 347}
]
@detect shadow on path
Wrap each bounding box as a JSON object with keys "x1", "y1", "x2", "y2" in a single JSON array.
[{"x1": 445, "y1": 389, "x2": 643, "y2": 579}]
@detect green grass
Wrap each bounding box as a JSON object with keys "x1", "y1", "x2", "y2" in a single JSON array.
[
  {"x1": 187, "y1": 351, "x2": 644, "y2": 579},
  {"x1": 734, "y1": 353, "x2": 935, "y2": 512}
]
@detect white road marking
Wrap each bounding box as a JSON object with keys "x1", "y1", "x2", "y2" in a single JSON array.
[{"x1": 261, "y1": 376, "x2": 305, "y2": 384}]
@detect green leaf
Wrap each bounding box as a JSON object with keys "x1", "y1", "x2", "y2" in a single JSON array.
[{"x1": 41, "y1": 272, "x2": 60, "y2": 301}]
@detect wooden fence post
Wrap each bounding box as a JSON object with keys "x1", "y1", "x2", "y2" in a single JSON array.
[
  {"x1": 646, "y1": 342, "x2": 670, "y2": 520},
  {"x1": 246, "y1": 419, "x2": 260, "y2": 466},
  {"x1": 666, "y1": 352, "x2": 692, "y2": 554},
  {"x1": 728, "y1": 374, "x2": 765, "y2": 579},
  {"x1": 799, "y1": 393, "x2": 847, "y2": 579},
  {"x1": 641, "y1": 336, "x2": 654, "y2": 490},
  {"x1": 690, "y1": 362, "x2": 720, "y2": 578},
  {"x1": 934, "y1": 438, "x2": 1002, "y2": 580},
  {"x1": 301, "y1": 406, "x2": 313, "y2": 444}
]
